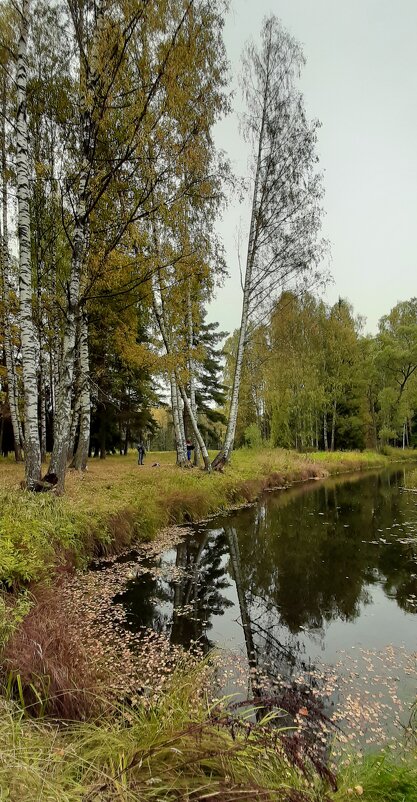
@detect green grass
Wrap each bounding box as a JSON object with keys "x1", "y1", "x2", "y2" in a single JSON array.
[
  {"x1": 0, "y1": 446, "x2": 415, "y2": 588},
  {"x1": 335, "y1": 753, "x2": 417, "y2": 801},
  {"x1": 0, "y1": 665, "x2": 327, "y2": 802},
  {"x1": 1, "y1": 660, "x2": 416, "y2": 802},
  {"x1": 0, "y1": 663, "x2": 416, "y2": 802},
  {"x1": 0, "y1": 448, "x2": 416, "y2": 800}
]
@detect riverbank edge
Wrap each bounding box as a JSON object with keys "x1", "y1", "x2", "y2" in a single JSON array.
[
  {"x1": 2, "y1": 447, "x2": 417, "y2": 591},
  {"x1": 87, "y1": 447, "x2": 417, "y2": 563},
  {"x1": 2, "y1": 448, "x2": 417, "y2": 800}
]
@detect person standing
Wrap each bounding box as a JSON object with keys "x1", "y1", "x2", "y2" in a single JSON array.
[
  {"x1": 186, "y1": 439, "x2": 194, "y2": 462},
  {"x1": 137, "y1": 441, "x2": 146, "y2": 465}
]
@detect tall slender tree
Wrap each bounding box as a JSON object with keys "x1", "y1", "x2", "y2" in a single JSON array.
[
  {"x1": 213, "y1": 16, "x2": 325, "y2": 468},
  {"x1": 1, "y1": 75, "x2": 23, "y2": 461},
  {"x1": 16, "y1": 0, "x2": 42, "y2": 488}
]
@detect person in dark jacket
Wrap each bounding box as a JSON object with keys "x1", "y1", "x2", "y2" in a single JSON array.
[
  {"x1": 186, "y1": 439, "x2": 194, "y2": 462},
  {"x1": 137, "y1": 442, "x2": 146, "y2": 465}
]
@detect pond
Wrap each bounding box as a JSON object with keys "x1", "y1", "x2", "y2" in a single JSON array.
[{"x1": 114, "y1": 464, "x2": 417, "y2": 749}]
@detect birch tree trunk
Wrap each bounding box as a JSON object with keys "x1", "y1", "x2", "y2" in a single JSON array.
[
  {"x1": 39, "y1": 356, "x2": 47, "y2": 463},
  {"x1": 169, "y1": 373, "x2": 187, "y2": 466},
  {"x1": 176, "y1": 381, "x2": 186, "y2": 452},
  {"x1": 187, "y1": 278, "x2": 200, "y2": 466},
  {"x1": 67, "y1": 395, "x2": 80, "y2": 464},
  {"x1": 71, "y1": 314, "x2": 91, "y2": 470},
  {"x1": 2, "y1": 172, "x2": 22, "y2": 462},
  {"x1": 16, "y1": 0, "x2": 41, "y2": 488},
  {"x1": 151, "y1": 275, "x2": 207, "y2": 467},
  {"x1": 178, "y1": 382, "x2": 211, "y2": 472},
  {"x1": 214, "y1": 247, "x2": 259, "y2": 466},
  {"x1": 323, "y1": 411, "x2": 328, "y2": 452},
  {"x1": 211, "y1": 59, "x2": 269, "y2": 470},
  {"x1": 2, "y1": 85, "x2": 23, "y2": 462},
  {"x1": 211, "y1": 222, "x2": 256, "y2": 469},
  {"x1": 48, "y1": 177, "x2": 60, "y2": 439},
  {"x1": 330, "y1": 398, "x2": 337, "y2": 452},
  {"x1": 48, "y1": 190, "x2": 85, "y2": 489}
]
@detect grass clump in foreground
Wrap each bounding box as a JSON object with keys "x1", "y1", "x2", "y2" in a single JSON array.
[
  {"x1": 0, "y1": 446, "x2": 414, "y2": 588},
  {"x1": 1, "y1": 660, "x2": 416, "y2": 802},
  {"x1": 0, "y1": 665, "x2": 334, "y2": 802}
]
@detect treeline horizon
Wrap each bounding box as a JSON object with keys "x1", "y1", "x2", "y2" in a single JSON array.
[{"x1": 219, "y1": 290, "x2": 417, "y2": 453}]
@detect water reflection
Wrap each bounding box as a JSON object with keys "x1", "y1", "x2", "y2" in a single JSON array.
[
  {"x1": 116, "y1": 466, "x2": 417, "y2": 676},
  {"x1": 115, "y1": 529, "x2": 234, "y2": 650}
]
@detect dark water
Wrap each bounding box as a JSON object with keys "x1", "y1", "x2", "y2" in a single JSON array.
[{"x1": 115, "y1": 465, "x2": 417, "y2": 726}]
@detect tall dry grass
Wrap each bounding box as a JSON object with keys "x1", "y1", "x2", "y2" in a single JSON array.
[
  {"x1": 2, "y1": 585, "x2": 103, "y2": 720},
  {"x1": 0, "y1": 664, "x2": 334, "y2": 802}
]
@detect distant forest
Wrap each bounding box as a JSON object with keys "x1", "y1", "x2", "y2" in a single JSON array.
[{"x1": 223, "y1": 292, "x2": 417, "y2": 453}]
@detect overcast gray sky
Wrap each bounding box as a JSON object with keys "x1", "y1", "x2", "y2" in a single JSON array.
[{"x1": 209, "y1": 0, "x2": 417, "y2": 337}]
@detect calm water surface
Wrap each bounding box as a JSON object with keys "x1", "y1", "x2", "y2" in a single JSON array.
[{"x1": 116, "y1": 464, "x2": 417, "y2": 730}]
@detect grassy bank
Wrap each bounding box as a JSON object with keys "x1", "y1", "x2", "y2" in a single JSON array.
[
  {"x1": 0, "y1": 446, "x2": 415, "y2": 588},
  {"x1": 0, "y1": 665, "x2": 333, "y2": 802},
  {"x1": 0, "y1": 668, "x2": 416, "y2": 802},
  {"x1": 1, "y1": 448, "x2": 417, "y2": 800}
]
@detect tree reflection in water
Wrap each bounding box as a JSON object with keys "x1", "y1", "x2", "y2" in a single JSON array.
[
  {"x1": 116, "y1": 466, "x2": 417, "y2": 694},
  {"x1": 116, "y1": 530, "x2": 234, "y2": 651}
]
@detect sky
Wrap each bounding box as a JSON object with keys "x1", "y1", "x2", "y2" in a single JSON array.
[{"x1": 209, "y1": 0, "x2": 417, "y2": 338}]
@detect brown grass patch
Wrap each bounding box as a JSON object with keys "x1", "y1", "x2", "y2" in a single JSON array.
[
  {"x1": 264, "y1": 472, "x2": 286, "y2": 489},
  {"x1": 2, "y1": 585, "x2": 103, "y2": 719},
  {"x1": 239, "y1": 478, "x2": 265, "y2": 502},
  {"x1": 97, "y1": 508, "x2": 137, "y2": 556},
  {"x1": 164, "y1": 489, "x2": 211, "y2": 523}
]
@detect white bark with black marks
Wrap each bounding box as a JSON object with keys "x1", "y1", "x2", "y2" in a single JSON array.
[
  {"x1": 178, "y1": 382, "x2": 211, "y2": 471},
  {"x1": 72, "y1": 314, "x2": 91, "y2": 470},
  {"x1": 16, "y1": 0, "x2": 41, "y2": 487},
  {"x1": 323, "y1": 410, "x2": 328, "y2": 451},
  {"x1": 49, "y1": 174, "x2": 86, "y2": 488},
  {"x1": 187, "y1": 278, "x2": 200, "y2": 466},
  {"x1": 330, "y1": 398, "x2": 337, "y2": 452},
  {"x1": 68, "y1": 394, "x2": 80, "y2": 464},
  {"x1": 151, "y1": 272, "x2": 187, "y2": 465},
  {"x1": 2, "y1": 79, "x2": 21, "y2": 454},
  {"x1": 170, "y1": 373, "x2": 187, "y2": 466},
  {"x1": 151, "y1": 274, "x2": 208, "y2": 467},
  {"x1": 2, "y1": 82, "x2": 23, "y2": 462}
]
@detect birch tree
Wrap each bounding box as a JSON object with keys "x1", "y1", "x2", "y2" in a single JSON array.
[
  {"x1": 16, "y1": 0, "x2": 42, "y2": 488},
  {"x1": 47, "y1": 0, "x2": 215, "y2": 487},
  {"x1": 144, "y1": 0, "x2": 227, "y2": 469},
  {"x1": 1, "y1": 76, "x2": 23, "y2": 461},
  {"x1": 212, "y1": 16, "x2": 325, "y2": 468}
]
